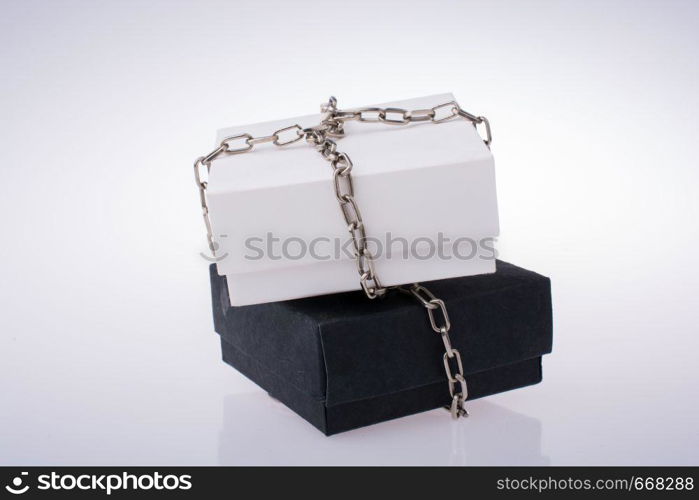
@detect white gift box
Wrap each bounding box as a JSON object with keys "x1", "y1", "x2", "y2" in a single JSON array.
[{"x1": 206, "y1": 94, "x2": 499, "y2": 305}]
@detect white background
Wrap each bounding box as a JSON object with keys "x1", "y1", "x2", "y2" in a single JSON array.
[{"x1": 1, "y1": 0, "x2": 697, "y2": 465}]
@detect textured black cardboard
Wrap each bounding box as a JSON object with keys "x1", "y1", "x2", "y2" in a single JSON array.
[{"x1": 210, "y1": 261, "x2": 553, "y2": 435}]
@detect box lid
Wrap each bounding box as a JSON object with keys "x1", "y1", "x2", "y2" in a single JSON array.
[
  {"x1": 206, "y1": 94, "x2": 499, "y2": 279},
  {"x1": 211, "y1": 260, "x2": 552, "y2": 407}
]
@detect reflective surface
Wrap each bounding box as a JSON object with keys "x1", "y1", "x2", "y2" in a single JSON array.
[
  {"x1": 1, "y1": 0, "x2": 698, "y2": 465},
  {"x1": 218, "y1": 394, "x2": 548, "y2": 466}
]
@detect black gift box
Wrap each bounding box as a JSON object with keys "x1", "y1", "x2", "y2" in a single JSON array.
[{"x1": 210, "y1": 261, "x2": 553, "y2": 435}]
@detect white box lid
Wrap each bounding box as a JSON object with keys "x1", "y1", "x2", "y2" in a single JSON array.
[{"x1": 207, "y1": 93, "x2": 499, "y2": 280}]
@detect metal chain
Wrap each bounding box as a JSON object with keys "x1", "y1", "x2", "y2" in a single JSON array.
[
  {"x1": 327, "y1": 100, "x2": 491, "y2": 147},
  {"x1": 194, "y1": 97, "x2": 491, "y2": 418},
  {"x1": 399, "y1": 284, "x2": 468, "y2": 418},
  {"x1": 307, "y1": 97, "x2": 387, "y2": 298},
  {"x1": 193, "y1": 124, "x2": 306, "y2": 254}
]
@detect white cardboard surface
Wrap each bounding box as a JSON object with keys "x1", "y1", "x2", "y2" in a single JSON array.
[{"x1": 207, "y1": 94, "x2": 499, "y2": 305}]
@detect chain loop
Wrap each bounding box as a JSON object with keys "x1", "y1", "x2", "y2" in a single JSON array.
[
  {"x1": 221, "y1": 134, "x2": 254, "y2": 154},
  {"x1": 194, "y1": 96, "x2": 490, "y2": 417},
  {"x1": 348, "y1": 221, "x2": 367, "y2": 254},
  {"x1": 332, "y1": 152, "x2": 353, "y2": 174},
  {"x1": 333, "y1": 168, "x2": 354, "y2": 203},
  {"x1": 358, "y1": 107, "x2": 383, "y2": 122},
  {"x1": 406, "y1": 108, "x2": 435, "y2": 122},
  {"x1": 379, "y1": 107, "x2": 411, "y2": 125},
  {"x1": 339, "y1": 194, "x2": 362, "y2": 227},
  {"x1": 431, "y1": 101, "x2": 460, "y2": 123},
  {"x1": 273, "y1": 124, "x2": 304, "y2": 146},
  {"x1": 440, "y1": 326, "x2": 455, "y2": 358},
  {"x1": 427, "y1": 298, "x2": 451, "y2": 333},
  {"x1": 476, "y1": 116, "x2": 492, "y2": 146}
]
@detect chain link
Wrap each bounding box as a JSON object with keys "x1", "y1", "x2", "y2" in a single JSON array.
[{"x1": 194, "y1": 96, "x2": 490, "y2": 418}]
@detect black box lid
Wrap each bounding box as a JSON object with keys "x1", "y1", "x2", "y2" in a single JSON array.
[{"x1": 211, "y1": 261, "x2": 552, "y2": 407}]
